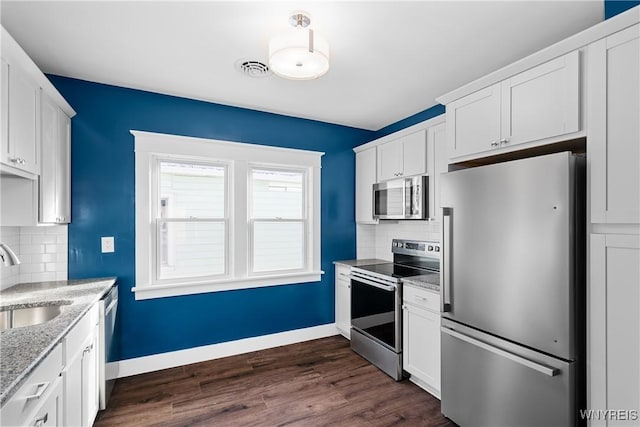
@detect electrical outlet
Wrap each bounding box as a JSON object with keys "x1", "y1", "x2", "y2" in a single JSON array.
[{"x1": 101, "y1": 236, "x2": 115, "y2": 253}]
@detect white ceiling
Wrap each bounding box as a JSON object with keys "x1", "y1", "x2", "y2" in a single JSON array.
[{"x1": 1, "y1": 1, "x2": 603, "y2": 131}]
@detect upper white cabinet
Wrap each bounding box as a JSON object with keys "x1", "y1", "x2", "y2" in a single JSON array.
[
  {"x1": 445, "y1": 84, "x2": 501, "y2": 160},
  {"x1": 354, "y1": 117, "x2": 444, "y2": 224},
  {"x1": 0, "y1": 26, "x2": 75, "y2": 227},
  {"x1": 1, "y1": 57, "x2": 40, "y2": 177},
  {"x1": 377, "y1": 129, "x2": 426, "y2": 181},
  {"x1": 40, "y1": 92, "x2": 71, "y2": 224},
  {"x1": 427, "y1": 122, "x2": 447, "y2": 221},
  {"x1": 588, "y1": 24, "x2": 640, "y2": 225},
  {"x1": 446, "y1": 51, "x2": 581, "y2": 161},
  {"x1": 355, "y1": 147, "x2": 377, "y2": 224}
]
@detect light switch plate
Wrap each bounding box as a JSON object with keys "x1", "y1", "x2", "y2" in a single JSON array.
[{"x1": 101, "y1": 236, "x2": 115, "y2": 253}]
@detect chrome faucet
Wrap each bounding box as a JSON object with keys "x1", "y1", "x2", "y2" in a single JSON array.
[{"x1": 0, "y1": 242, "x2": 20, "y2": 266}]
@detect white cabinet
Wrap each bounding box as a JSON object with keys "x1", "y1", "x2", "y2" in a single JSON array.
[
  {"x1": 427, "y1": 122, "x2": 447, "y2": 221},
  {"x1": 446, "y1": 84, "x2": 501, "y2": 160},
  {"x1": 27, "y1": 376, "x2": 63, "y2": 427},
  {"x1": 0, "y1": 344, "x2": 64, "y2": 426},
  {"x1": 587, "y1": 24, "x2": 640, "y2": 427},
  {"x1": 588, "y1": 24, "x2": 640, "y2": 225},
  {"x1": 63, "y1": 304, "x2": 99, "y2": 427},
  {"x1": 335, "y1": 263, "x2": 351, "y2": 339},
  {"x1": 40, "y1": 92, "x2": 71, "y2": 224},
  {"x1": 377, "y1": 129, "x2": 427, "y2": 181},
  {"x1": 446, "y1": 51, "x2": 580, "y2": 161},
  {"x1": 402, "y1": 285, "x2": 441, "y2": 398},
  {"x1": 1, "y1": 58, "x2": 40, "y2": 177},
  {"x1": 589, "y1": 234, "x2": 640, "y2": 426},
  {"x1": 355, "y1": 147, "x2": 377, "y2": 224}
]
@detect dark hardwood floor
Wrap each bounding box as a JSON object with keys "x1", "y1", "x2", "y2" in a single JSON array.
[{"x1": 95, "y1": 335, "x2": 456, "y2": 426}]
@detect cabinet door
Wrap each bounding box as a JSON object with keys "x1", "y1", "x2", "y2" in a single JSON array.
[
  {"x1": 589, "y1": 25, "x2": 640, "y2": 224},
  {"x1": 402, "y1": 129, "x2": 427, "y2": 177},
  {"x1": 377, "y1": 139, "x2": 403, "y2": 181},
  {"x1": 82, "y1": 328, "x2": 99, "y2": 426},
  {"x1": 402, "y1": 304, "x2": 441, "y2": 397},
  {"x1": 7, "y1": 62, "x2": 39, "y2": 175},
  {"x1": 56, "y1": 112, "x2": 71, "y2": 223},
  {"x1": 355, "y1": 147, "x2": 377, "y2": 224},
  {"x1": 428, "y1": 122, "x2": 447, "y2": 221},
  {"x1": 63, "y1": 343, "x2": 83, "y2": 427},
  {"x1": 501, "y1": 50, "x2": 580, "y2": 148},
  {"x1": 446, "y1": 83, "x2": 501, "y2": 159},
  {"x1": 590, "y1": 234, "x2": 640, "y2": 427},
  {"x1": 28, "y1": 376, "x2": 63, "y2": 427},
  {"x1": 335, "y1": 265, "x2": 351, "y2": 339},
  {"x1": 40, "y1": 94, "x2": 58, "y2": 223},
  {"x1": 40, "y1": 95, "x2": 71, "y2": 224}
]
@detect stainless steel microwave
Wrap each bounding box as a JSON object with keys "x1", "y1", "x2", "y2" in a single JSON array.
[{"x1": 373, "y1": 175, "x2": 428, "y2": 220}]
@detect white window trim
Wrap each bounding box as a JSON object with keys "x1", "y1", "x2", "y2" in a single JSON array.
[{"x1": 132, "y1": 130, "x2": 324, "y2": 300}]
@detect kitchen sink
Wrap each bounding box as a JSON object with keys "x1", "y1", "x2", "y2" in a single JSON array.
[{"x1": 0, "y1": 302, "x2": 70, "y2": 331}]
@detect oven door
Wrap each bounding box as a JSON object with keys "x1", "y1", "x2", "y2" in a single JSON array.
[{"x1": 350, "y1": 273, "x2": 401, "y2": 352}]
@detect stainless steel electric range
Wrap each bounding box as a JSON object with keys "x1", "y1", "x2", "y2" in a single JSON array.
[{"x1": 350, "y1": 239, "x2": 440, "y2": 380}]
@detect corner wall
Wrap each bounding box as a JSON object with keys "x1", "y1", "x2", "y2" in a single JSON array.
[{"x1": 49, "y1": 76, "x2": 373, "y2": 362}]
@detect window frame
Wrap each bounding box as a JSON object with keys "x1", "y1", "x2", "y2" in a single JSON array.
[{"x1": 132, "y1": 130, "x2": 324, "y2": 300}]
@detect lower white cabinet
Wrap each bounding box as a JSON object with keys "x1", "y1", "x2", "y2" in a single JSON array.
[
  {"x1": 402, "y1": 284, "x2": 441, "y2": 398},
  {"x1": 589, "y1": 234, "x2": 640, "y2": 426},
  {"x1": 63, "y1": 304, "x2": 100, "y2": 427},
  {"x1": 27, "y1": 376, "x2": 63, "y2": 427},
  {"x1": 0, "y1": 344, "x2": 64, "y2": 426},
  {"x1": 335, "y1": 264, "x2": 351, "y2": 339}
]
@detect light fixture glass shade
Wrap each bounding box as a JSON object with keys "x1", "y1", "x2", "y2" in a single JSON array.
[{"x1": 269, "y1": 28, "x2": 330, "y2": 80}]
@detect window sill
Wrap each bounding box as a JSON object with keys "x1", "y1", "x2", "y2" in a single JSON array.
[{"x1": 131, "y1": 271, "x2": 325, "y2": 300}]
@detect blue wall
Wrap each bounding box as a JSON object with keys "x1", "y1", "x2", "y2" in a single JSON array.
[
  {"x1": 605, "y1": 0, "x2": 640, "y2": 18},
  {"x1": 49, "y1": 76, "x2": 373, "y2": 361},
  {"x1": 370, "y1": 104, "x2": 446, "y2": 141}
]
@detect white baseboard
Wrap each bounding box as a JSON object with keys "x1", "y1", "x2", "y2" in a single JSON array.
[{"x1": 106, "y1": 323, "x2": 340, "y2": 379}]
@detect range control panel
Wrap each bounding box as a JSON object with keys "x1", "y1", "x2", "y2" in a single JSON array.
[{"x1": 392, "y1": 239, "x2": 440, "y2": 258}]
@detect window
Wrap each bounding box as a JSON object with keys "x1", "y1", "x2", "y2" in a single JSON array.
[
  {"x1": 250, "y1": 168, "x2": 306, "y2": 274},
  {"x1": 133, "y1": 131, "x2": 323, "y2": 300},
  {"x1": 156, "y1": 160, "x2": 227, "y2": 281}
]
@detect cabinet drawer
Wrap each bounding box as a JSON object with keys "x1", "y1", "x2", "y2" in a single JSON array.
[
  {"x1": 0, "y1": 343, "x2": 63, "y2": 426},
  {"x1": 64, "y1": 304, "x2": 98, "y2": 359},
  {"x1": 403, "y1": 285, "x2": 439, "y2": 312},
  {"x1": 335, "y1": 265, "x2": 352, "y2": 283}
]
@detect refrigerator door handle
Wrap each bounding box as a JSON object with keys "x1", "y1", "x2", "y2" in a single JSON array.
[
  {"x1": 441, "y1": 207, "x2": 452, "y2": 312},
  {"x1": 442, "y1": 326, "x2": 559, "y2": 377}
]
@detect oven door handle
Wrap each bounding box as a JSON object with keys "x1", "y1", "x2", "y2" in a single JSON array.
[{"x1": 350, "y1": 274, "x2": 396, "y2": 292}]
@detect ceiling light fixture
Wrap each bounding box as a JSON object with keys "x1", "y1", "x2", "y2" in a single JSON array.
[{"x1": 268, "y1": 12, "x2": 330, "y2": 81}]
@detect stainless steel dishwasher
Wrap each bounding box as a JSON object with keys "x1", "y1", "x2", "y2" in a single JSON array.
[{"x1": 99, "y1": 285, "x2": 118, "y2": 410}]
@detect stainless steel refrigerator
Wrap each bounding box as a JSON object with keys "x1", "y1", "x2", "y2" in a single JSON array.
[{"x1": 439, "y1": 151, "x2": 585, "y2": 427}]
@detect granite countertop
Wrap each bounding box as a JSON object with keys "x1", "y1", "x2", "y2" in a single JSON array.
[
  {"x1": 0, "y1": 277, "x2": 117, "y2": 406},
  {"x1": 402, "y1": 273, "x2": 441, "y2": 292},
  {"x1": 333, "y1": 258, "x2": 389, "y2": 267}
]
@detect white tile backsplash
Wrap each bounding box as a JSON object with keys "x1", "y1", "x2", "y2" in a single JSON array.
[
  {"x1": 356, "y1": 220, "x2": 441, "y2": 261},
  {"x1": 0, "y1": 225, "x2": 68, "y2": 289}
]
